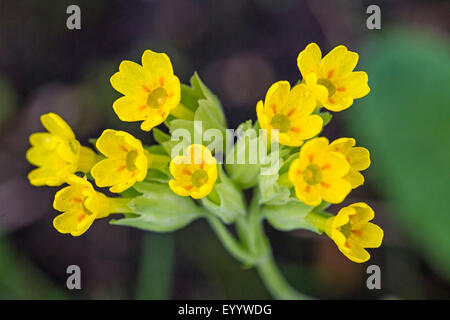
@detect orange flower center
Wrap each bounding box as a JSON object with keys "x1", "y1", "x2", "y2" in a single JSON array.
[
  {"x1": 126, "y1": 150, "x2": 139, "y2": 171},
  {"x1": 147, "y1": 87, "x2": 168, "y2": 109},
  {"x1": 270, "y1": 114, "x2": 291, "y2": 133},
  {"x1": 191, "y1": 169, "x2": 208, "y2": 188},
  {"x1": 303, "y1": 163, "x2": 322, "y2": 185},
  {"x1": 317, "y1": 78, "x2": 336, "y2": 97}
]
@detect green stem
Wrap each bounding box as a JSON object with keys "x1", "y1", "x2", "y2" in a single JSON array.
[
  {"x1": 206, "y1": 191, "x2": 310, "y2": 299},
  {"x1": 206, "y1": 215, "x2": 260, "y2": 266},
  {"x1": 257, "y1": 253, "x2": 310, "y2": 300}
]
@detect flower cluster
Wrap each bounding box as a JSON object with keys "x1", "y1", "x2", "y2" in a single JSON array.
[{"x1": 27, "y1": 43, "x2": 383, "y2": 298}]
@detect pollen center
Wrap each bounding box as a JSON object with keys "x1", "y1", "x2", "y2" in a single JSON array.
[
  {"x1": 303, "y1": 163, "x2": 322, "y2": 185},
  {"x1": 317, "y1": 78, "x2": 336, "y2": 97},
  {"x1": 191, "y1": 169, "x2": 209, "y2": 188},
  {"x1": 126, "y1": 150, "x2": 139, "y2": 172},
  {"x1": 339, "y1": 221, "x2": 352, "y2": 238},
  {"x1": 270, "y1": 114, "x2": 291, "y2": 133},
  {"x1": 146, "y1": 87, "x2": 168, "y2": 109}
]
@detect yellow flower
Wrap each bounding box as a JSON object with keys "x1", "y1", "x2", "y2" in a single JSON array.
[
  {"x1": 325, "y1": 202, "x2": 384, "y2": 263},
  {"x1": 53, "y1": 175, "x2": 113, "y2": 236},
  {"x1": 329, "y1": 138, "x2": 370, "y2": 189},
  {"x1": 256, "y1": 81, "x2": 323, "y2": 146},
  {"x1": 91, "y1": 130, "x2": 148, "y2": 193},
  {"x1": 297, "y1": 43, "x2": 370, "y2": 111},
  {"x1": 169, "y1": 144, "x2": 218, "y2": 199},
  {"x1": 26, "y1": 113, "x2": 98, "y2": 187},
  {"x1": 288, "y1": 137, "x2": 351, "y2": 206},
  {"x1": 110, "y1": 50, "x2": 181, "y2": 131}
]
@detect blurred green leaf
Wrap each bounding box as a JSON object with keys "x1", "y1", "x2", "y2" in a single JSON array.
[
  {"x1": 346, "y1": 29, "x2": 450, "y2": 280},
  {"x1": 0, "y1": 239, "x2": 66, "y2": 299}
]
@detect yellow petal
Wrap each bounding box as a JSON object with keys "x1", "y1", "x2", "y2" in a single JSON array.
[
  {"x1": 299, "y1": 137, "x2": 329, "y2": 162},
  {"x1": 295, "y1": 183, "x2": 322, "y2": 206},
  {"x1": 297, "y1": 43, "x2": 322, "y2": 77},
  {"x1": 28, "y1": 167, "x2": 65, "y2": 186},
  {"x1": 110, "y1": 60, "x2": 150, "y2": 98},
  {"x1": 287, "y1": 83, "x2": 316, "y2": 118},
  {"x1": 322, "y1": 92, "x2": 354, "y2": 112},
  {"x1": 320, "y1": 177, "x2": 351, "y2": 204},
  {"x1": 29, "y1": 132, "x2": 58, "y2": 149},
  {"x1": 96, "y1": 130, "x2": 129, "y2": 159},
  {"x1": 112, "y1": 96, "x2": 149, "y2": 122},
  {"x1": 256, "y1": 100, "x2": 269, "y2": 130},
  {"x1": 338, "y1": 241, "x2": 370, "y2": 263},
  {"x1": 304, "y1": 73, "x2": 328, "y2": 104},
  {"x1": 348, "y1": 202, "x2": 375, "y2": 226},
  {"x1": 344, "y1": 170, "x2": 364, "y2": 189},
  {"x1": 341, "y1": 71, "x2": 370, "y2": 99},
  {"x1": 91, "y1": 158, "x2": 129, "y2": 187},
  {"x1": 320, "y1": 45, "x2": 358, "y2": 79},
  {"x1": 169, "y1": 179, "x2": 192, "y2": 197},
  {"x1": 53, "y1": 211, "x2": 96, "y2": 237},
  {"x1": 347, "y1": 146, "x2": 370, "y2": 171},
  {"x1": 40, "y1": 113, "x2": 75, "y2": 139},
  {"x1": 291, "y1": 114, "x2": 323, "y2": 140},
  {"x1": 320, "y1": 151, "x2": 350, "y2": 178},
  {"x1": 56, "y1": 139, "x2": 80, "y2": 164},
  {"x1": 265, "y1": 81, "x2": 290, "y2": 112},
  {"x1": 141, "y1": 50, "x2": 174, "y2": 77},
  {"x1": 140, "y1": 112, "x2": 167, "y2": 132},
  {"x1": 329, "y1": 137, "x2": 355, "y2": 153},
  {"x1": 53, "y1": 185, "x2": 85, "y2": 212},
  {"x1": 26, "y1": 146, "x2": 66, "y2": 168},
  {"x1": 357, "y1": 222, "x2": 384, "y2": 248}
]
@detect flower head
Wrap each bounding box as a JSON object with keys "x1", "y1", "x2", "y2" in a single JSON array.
[
  {"x1": 325, "y1": 202, "x2": 383, "y2": 263},
  {"x1": 26, "y1": 113, "x2": 97, "y2": 186},
  {"x1": 53, "y1": 175, "x2": 112, "y2": 236},
  {"x1": 91, "y1": 130, "x2": 148, "y2": 193},
  {"x1": 169, "y1": 144, "x2": 217, "y2": 199},
  {"x1": 288, "y1": 137, "x2": 351, "y2": 206},
  {"x1": 110, "y1": 50, "x2": 181, "y2": 131},
  {"x1": 297, "y1": 43, "x2": 370, "y2": 111},
  {"x1": 329, "y1": 138, "x2": 370, "y2": 189},
  {"x1": 256, "y1": 81, "x2": 323, "y2": 146}
]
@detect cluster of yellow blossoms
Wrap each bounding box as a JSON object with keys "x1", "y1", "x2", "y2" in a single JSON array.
[{"x1": 26, "y1": 44, "x2": 382, "y2": 264}]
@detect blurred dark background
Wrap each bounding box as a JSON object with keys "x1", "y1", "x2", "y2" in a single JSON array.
[{"x1": 0, "y1": 0, "x2": 449, "y2": 299}]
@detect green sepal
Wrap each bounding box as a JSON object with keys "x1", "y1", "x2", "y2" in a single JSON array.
[
  {"x1": 258, "y1": 149, "x2": 297, "y2": 205},
  {"x1": 110, "y1": 181, "x2": 202, "y2": 232},
  {"x1": 201, "y1": 166, "x2": 246, "y2": 224},
  {"x1": 263, "y1": 201, "x2": 319, "y2": 233},
  {"x1": 225, "y1": 120, "x2": 262, "y2": 189},
  {"x1": 318, "y1": 111, "x2": 332, "y2": 127},
  {"x1": 175, "y1": 72, "x2": 226, "y2": 129}
]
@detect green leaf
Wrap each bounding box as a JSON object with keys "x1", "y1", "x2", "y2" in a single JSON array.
[
  {"x1": 190, "y1": 72, "x2": 223, "y2": 113},
  {"x1": 201, "y1": 166, "x2": 246, "y2": 224},
  {"x1": 144, "y1": 169, "x2": 170, "y2": 183},
  {"x1": 346, "y1": 29, "x2": 450, "y2": 280},
  {"x1": 195, "y1": 99, "x2": 226, "y2": 132},
  {"x1": 263, "y1": 201, "x2": 318, "y2": 233},
  {"x1": 111, "y1": 182, "x2": 202, "y2": 232}
]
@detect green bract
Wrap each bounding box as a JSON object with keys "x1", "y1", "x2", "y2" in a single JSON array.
[{"x1": 111, "y1": 182, "x2": 202, "y2": 232}]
